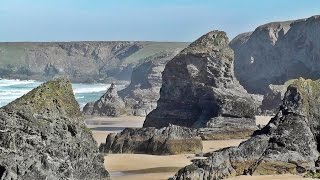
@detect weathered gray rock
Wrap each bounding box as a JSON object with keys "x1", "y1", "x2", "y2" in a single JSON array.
[
  {"x1": 171, "y1": 78, "x2": 320, "y2": 180},
  {"x1": 230, "y1": 15, "x2": 320, "y2": 94},
  {"x1": 83, "y1": 83, "x2": 126, "y2": 116},
  {"x1": 118, "y1": 52, "x2": 179, "y2": 116},
  {"x1": 144, "y1": 30, "x2": 261, "y2": 139},
  {"x1": 100, "y1": 124, "x2": 203, "y2": 155},
  {"x1": 0, "y1": 78, "x2": 109, "y2": 180}
]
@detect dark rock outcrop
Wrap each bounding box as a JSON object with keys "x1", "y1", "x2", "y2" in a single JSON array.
[
  {"x1": 0, "y1": 78, "x2": 109, "y2": 180},
  {"x1": 261, "y1": 79, "x2": 296, "y2": 114},
  {"x1": 144, "y1": 31, "x2": 261, "y2": 139},
  {"x1": 100, "y1": 124, "x2": 203, "y2": 155},
  {"x1": 230, "y1": 15, "x2": 320, "y2": 94},
  {"x1": 118, "y1": 52, "x2": 179, "y2": 116},
  {"x1": 0, "y1": 42, "x2": 188, "y2": 83},
  {"x1": 171, "y1": 78, "x2": 320, "y2": 180},
  {"x1": 83, "y1": 83, "x2": 126, "y2": 116}
]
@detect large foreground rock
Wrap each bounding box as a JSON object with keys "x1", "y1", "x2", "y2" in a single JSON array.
[
  {"x1": 171, "y1": 78, "x2": 320, "y2": 180},
  {"x1": 144, "y1": 30, "x2": 261, "y2": 138},
  {"x1": 118, "y1": 52, "x2": 179, "y2": 116},
  {"x1": 83, "y1": 83, "x2": 126, "y2": 116},
  {"x1": 0, "y1": 78, "x2": 109, "y2": 180},
  {"x1": 100, "y1": 124, "x2": 203, "y2": 155},
  {"x1": 230, "y1": 15, "x2": 320, "y2": 94}
]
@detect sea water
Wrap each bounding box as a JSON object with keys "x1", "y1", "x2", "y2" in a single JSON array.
[{"x1": 0, "y1": 79, "x2": 126, "y2": 108}]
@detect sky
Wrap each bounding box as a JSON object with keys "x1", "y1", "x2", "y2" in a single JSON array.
[{"x1": 0, "y1": 0, "x2": 320, "y2": 42}]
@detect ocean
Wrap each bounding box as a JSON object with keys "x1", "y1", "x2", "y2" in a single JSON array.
[{"x1": 0, "y1": 79, "x2": 126, "y2": 109}]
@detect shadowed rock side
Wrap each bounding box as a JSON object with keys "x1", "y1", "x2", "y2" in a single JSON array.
[
  {"x1": 144, "y1": 30, "x2": 261, "y2": 138},
  {"x1": 100, "y1": 124, "x2": 203, "y2": 155},
  {"x1": 0, "y1": 78, "x2": 109, "y2": 180},
  {"x1": 230, "y1": 15, "x2": 320, "y2": 94},
  {"x1": 118, "y1": 52, "x2": 179, "y2": 116},
  {"x1": 171, "y1": 78, "x2": 320, "y2": 180},
  {"x1": 83, "y1": 83, "x2": 126, "y2": 117}
]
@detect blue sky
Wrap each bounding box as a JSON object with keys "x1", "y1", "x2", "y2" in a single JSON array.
[{"x1": 0, "y1": 0, "x2": 319, "y2": 42}]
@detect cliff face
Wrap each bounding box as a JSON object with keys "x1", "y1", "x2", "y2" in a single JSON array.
[
  {"x1": 230, "y1": 15, "x2": 320, "y2": 94},
  {"x1": 0, "y1": 41, "x2": 188, "y2": 83},
  {"x1": 144, "y1": 31, "x2": 261, "y2": 131},
  {"x1": 0, "y1": 78, "x2": 109, "y2": 180},
  {"x1": 172, "y1": 78, "x2": 320, "y2": 180},
  {"x1": 118, "y1": 52, "x2": 178, "y2": 116}
]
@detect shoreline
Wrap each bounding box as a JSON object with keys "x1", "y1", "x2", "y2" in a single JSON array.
[{"x1": 87, "y1": 115, "x2": 311, "y2": 180}]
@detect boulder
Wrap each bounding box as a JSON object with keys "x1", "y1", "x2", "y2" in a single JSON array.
[
  {"x1": 171, "y1": 78, "x2": 320, "y2": 180},
  {"x1": 0, "y1": 78, "x2": 109, "y2": 180},
  {"x1": 83, "y1": 83, "x2": 126, "y2": 116},
  {"x1": 100, "y1": 124, "x2": 203, "y2": 155},
  {"x1": 144, "y1": 30, "x2": 261, "y2": 139},
  {"x1": 230, "y1": 15, "x2": 320, "y2": 94}
]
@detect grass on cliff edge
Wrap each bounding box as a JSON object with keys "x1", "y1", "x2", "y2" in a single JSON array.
[{"x1": 122, "y1": 42, "x2": 189, "y2": 65}]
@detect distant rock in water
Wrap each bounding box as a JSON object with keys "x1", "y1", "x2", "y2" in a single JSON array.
[
  {"x1": 171, "y1": 78, "x2": 320, "y2": 180},
  {"x1": 83, "y1": 83, "x2": 126, "y2": 116},
  {"x1": 144, "y1": 30, "x2": 261, "y2": 139},
  {"x1": 118, "y1": 52, "x2": 178, "y2": 116},
  {"x1": 230, "y1": 15, "x2": 320, "y2": 94},
  {"x1": 100, "y1": 124, "x2": 202, "y2": 155},
  {"x1": 0, "y1": 78, "x2": 109, "y2": 180}
]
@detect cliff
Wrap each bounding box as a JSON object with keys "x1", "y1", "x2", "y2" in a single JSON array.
[
  {"x1": 0, "y1": 41, "x2": 188, "y2": 83},
  {"x1": 230, "y1": 15, "x2": 320, "y2": 94}
]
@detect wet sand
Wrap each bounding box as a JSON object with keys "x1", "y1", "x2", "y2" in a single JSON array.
[{"x1": 88, "y1": 116, "x2": 309, "y2": 180}]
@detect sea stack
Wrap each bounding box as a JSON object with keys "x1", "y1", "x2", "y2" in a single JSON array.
[
  {"x1": 171, "y1": 78, "x2": 320, "y2": 180},
  {"x1": 144, "y1": 31, "x2": 261, "y2": 133},
  {"x1": 83, "y1": 82, "x2": 126, "y2": 116},
  {"x1": 0, "y1": 78, "x2": 109, "y2": 180}
]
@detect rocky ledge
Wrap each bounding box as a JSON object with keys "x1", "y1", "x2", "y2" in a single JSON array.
[
  {"x1": 0, "y1": 78, "x2": 109, "y2": 180},
  {"x1": 100, "y1": 124, "x2": 203, "y2": 155},
  {"x1": 171, "y1": 78, "x2": 320, "y2": 180},
  {"x1": 144, "y1": 30, "x2": 261, "y2": 139}
]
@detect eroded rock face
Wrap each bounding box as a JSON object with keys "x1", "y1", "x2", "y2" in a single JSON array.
[
  {"x1": 144, "y1": 31, "x2": 261, "y2": 137},
  {"x1": 0, "y1": 78, "x2": 109, "y2": 180},
  {"x1": 118, "y1": 52, "x2": 178, "y2": 116},
  {"x1": 230, "y1": 15, "x2": 320, "y2": 94},
  {"x1": 171, "y1": 78, "x2": 320, "y2": 180},
  {"x1": 100, "y1": 124, "x2": 203, "y2": 155},
  {"x1": 83, "y1": 83, "x2": 126, "y2": 116}
]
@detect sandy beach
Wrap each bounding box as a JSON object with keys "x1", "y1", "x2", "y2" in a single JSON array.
[{"x1": 87, "y1": 115, "x2": 310, "y2": 180}]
